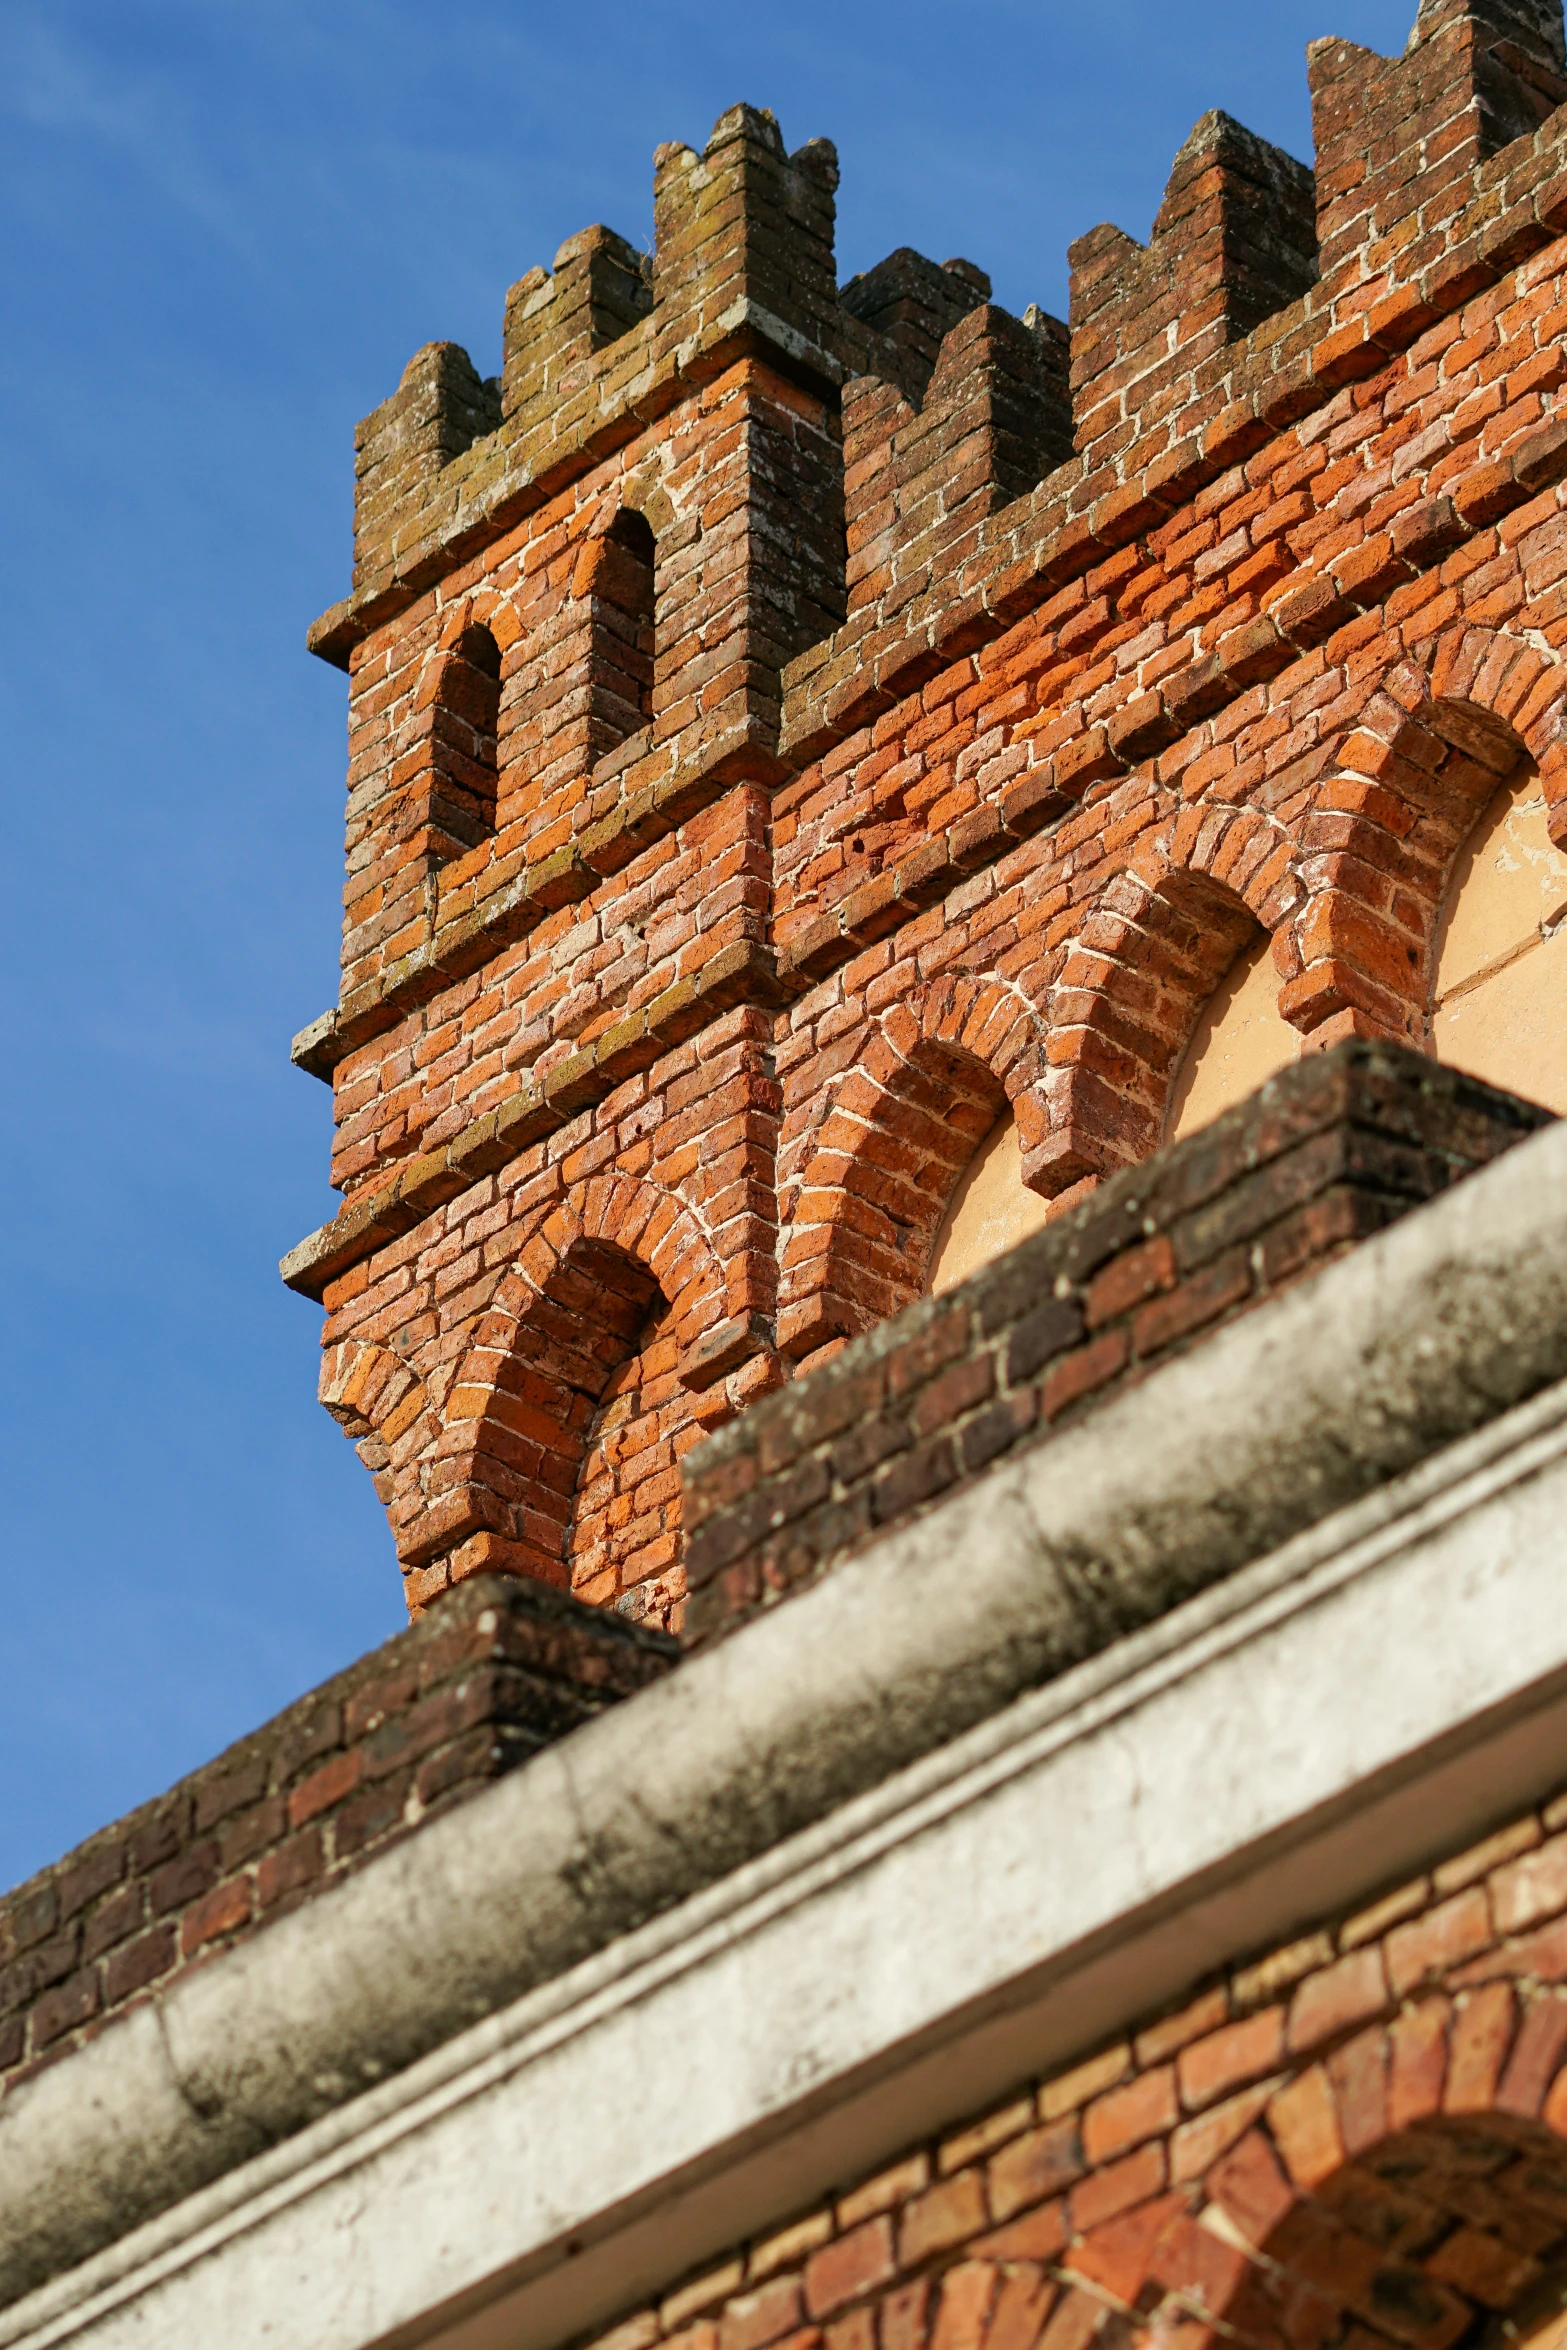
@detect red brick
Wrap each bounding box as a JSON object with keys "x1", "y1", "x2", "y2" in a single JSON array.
[
  {"x1": 1171, "y1": 2081, "x2": 1278, "y2": 2184},
  {"x1": 1266, "y1": 2065, "x2": 1343, "y2": 2190},
  {"x1": 287, "y1": 1748, "x2": 363, "y2": 1830},
  {"x1": 985, "y1": 2270, "x2": 1057, "y2": 2350},
  {"x1": 1385, "y1": 1890, "x2": 1492, "y2": 1997},
  {"x1": 1287, "y1": 1949, "x2": 1387, "y2": 2054},
  {"x1": 1388, "y1": 1998, "x2": 1451, "y2": 2130},
  {"x1": 1179, "y1": 2010, "x2": 1285, "y2": 2111},
  {"x1": 897, "y1": 2172, "x2": 987, "y2": 2267},
  {"x1": 720, "y1": 2279, "x2": 804, "y2": 2350},
  {"x1": 179, "y1": 1877, "x2": 254, "y2": 1958},
  {"x1": 1069, "y1": 2141, "x2": 1165, "y2": 2233},
  {"x1": 988, "y1": 2119, "x2": 1084, "y2": 2221},
  {"x1": 1085, "y1": 1236, "x2": 1176, "y2": 1330},
  {"x1": 972, "y1": 2201, "x2": 1070, "y2": 2264},
  {"x1": 803, "y1": 2221, "x2": 895, "y2": 2320},
  {"x1": 929, "y1": 2265, "x2": 997, "y2": 2350},
  {"x1": 1498, "y1": 1989, "x2": 1567, "y2": 2117},
  {"x1": 1206, "y1": 2129, "x2": 1294, "y2": 2243},
  {"x1": 1083, "y1": 2066, "x2": 1178, "y2": 2162},
  {"x1": 1491, "y1": 1832, "x2": 1567, "y2": 1934},
  {"x1": 1444, "y1": 1981, "x2": 1516, "y2": 2113}
]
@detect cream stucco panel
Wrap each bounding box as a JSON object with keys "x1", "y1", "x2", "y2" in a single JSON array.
[
  {"x1": 929, "y1": 1114, "x2": 1053, "y2": 1295},
  {"x1": 1432, "y1": 924, "x2": 1567, "y2": 1114},
  {"x1": 1167, "y1": 935, "x2": 1300, "y2": 1144},
  {"x1": 1432, "y1": 777, "x2": 1567, "y2": 1116}
]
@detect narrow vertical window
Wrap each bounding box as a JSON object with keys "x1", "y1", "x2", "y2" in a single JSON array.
[
  {"x1": 585, "y1": 509, "x2": 655, "y2": 764},
  {"x1": 430, "y1": 623, "x2": 501, "y2": 849}
]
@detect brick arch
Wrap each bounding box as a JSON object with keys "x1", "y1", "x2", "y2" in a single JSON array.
[
  {"x1": 1034, "y1": 808, "x2": 1302, "y2": 1195},
  {"x1": 603, "y1": 469, "x2": 676, "y2": 540},
  {"x1": 1211, "y1": 2102, "x2": 1567, "y2": 2350},
  {"x1": 1041, "y1": 1993, "x2": 1567, "y2": 2350},
  {"x1": 387, "y1": 1177, "x2": 727, "y2": 1609},
  {"x1": 1282, "y1": 630, "x2": 1567, "y2": 1050},
  {"x1": 776, "y1": 974, "x2": 1050, "y2": 1360}
]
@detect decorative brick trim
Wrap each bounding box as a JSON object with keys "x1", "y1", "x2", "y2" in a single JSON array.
[
  {"x1": 295, "y1": 719, "x2": 788, "y2": 1082},
  {"x1": 386, "y1": 1171, "x2": 741, "y2": 1613},
  {"x1": 772, "y1": 423, "x2": 1567, "y2": 999},
  {"x1": 282, "y1": 939, "x2": 785, "y2": 1300}
]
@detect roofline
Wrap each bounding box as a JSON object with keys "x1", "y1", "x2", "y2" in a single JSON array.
[{"x1": 7, "y1": 1113, "x2": 1567, "y2": 2324}]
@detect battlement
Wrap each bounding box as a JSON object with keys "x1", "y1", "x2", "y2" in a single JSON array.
[
  {"x1": 338, "y1": 104, "x2": 859, "y2": 639},
  {"x1": 1069, "y1": 112, "x2": 1318, "y2": 469},
  {"x1": 316, "y1": 4, "x2": 1567, "y2": 685},
  {"x1": 1310, "y1": 0, "x2": 1567, "y2": 276},
  {"x1": 841, "y1": 269, "x2": 1072, "y2": 623}
]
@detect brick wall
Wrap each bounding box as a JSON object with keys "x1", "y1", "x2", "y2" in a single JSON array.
[
  {"x1": 281, "y1": 4, "x2": 1567, "y2": 1630},
  {"x1": 574, "y1": 1787, "x2": 1567, "y2": 2350},
  {"x1": 682, "y1": 1042, "x2": 1548, "y2": 1646},
  {"x1": 0, "y1": 1576, "x2": 673, "y2": 2096}
]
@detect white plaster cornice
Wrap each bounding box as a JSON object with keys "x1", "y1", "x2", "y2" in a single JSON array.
[{"x1": 9, "y1": 1118, "x2": 1567, "y2": 2346}]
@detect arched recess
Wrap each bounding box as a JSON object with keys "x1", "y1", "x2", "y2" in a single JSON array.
[
  {"x1": 1036, "y1": 808, "x2": 1301, "y2": 1190},
  {"x1": 777, "y1": 975, "x2": 1052, "y2": 1359},
  {"x1": 1031, "y1": 1984, "x2": 1567, "y2": 2350},
  {"x1": 1431, "y1": 765, "x2": 1567, "y2": 1113},
  {"x1": 408, "y1": 619, "x2": 503, "y2": 858},
  {"x1": 391, "y1": 1176, "x2": 727, "y2": 1615},
  {"x1": 1166, "y1": 928, "x2": 1302, "y2": 1143},
  {"x1": 579, "y1": 508, "x2": 656, "y2": 763},
  {"x1": 1282, "y1": 630, "x2": 1567, "y2": 1053},
  {"x1": 570, "y1": 478, "x2": 675, "y2": 770}
]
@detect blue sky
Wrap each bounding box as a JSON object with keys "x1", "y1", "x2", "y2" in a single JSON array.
[{"x1": 0, "y1": 0, "x2": 1420, "y2": 1889}]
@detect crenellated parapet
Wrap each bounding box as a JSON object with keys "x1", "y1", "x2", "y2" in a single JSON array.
[
  {"x1": 841, "y1": 266, "x2": 1072, "y2": 623},
  {"x1": 318, "y1": 104, "x2": 865, "y2": 671},
  {"x1": 1069, "y1": 112, "x2": 1318, "y2": 469},
  {"x1": 351, "y1": 342, "x2": 502, "y2": 593},
  {"x1": 500, "y1": 226, "x2": 652, "y2": 429},
  {"x1": 1310, "y1": 0, "x2": 1567, "y2": 279}
]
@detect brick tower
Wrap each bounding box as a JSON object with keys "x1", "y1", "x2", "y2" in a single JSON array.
[{"x1": 287, "y1": 0, "x2": 1567, "y2": 1641}]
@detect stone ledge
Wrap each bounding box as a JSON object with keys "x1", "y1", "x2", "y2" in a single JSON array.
[
  {"x1": 15, "y1": 1107, "x2": 1567, "y2": 2338},
  {"x1": 0, "y1": 1575, "x2": 674, "y2": 2112}
]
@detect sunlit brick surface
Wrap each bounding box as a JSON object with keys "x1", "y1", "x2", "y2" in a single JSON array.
[{"x1": 289, "y1": 6, "x2": 1567, "y2": 1631}]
